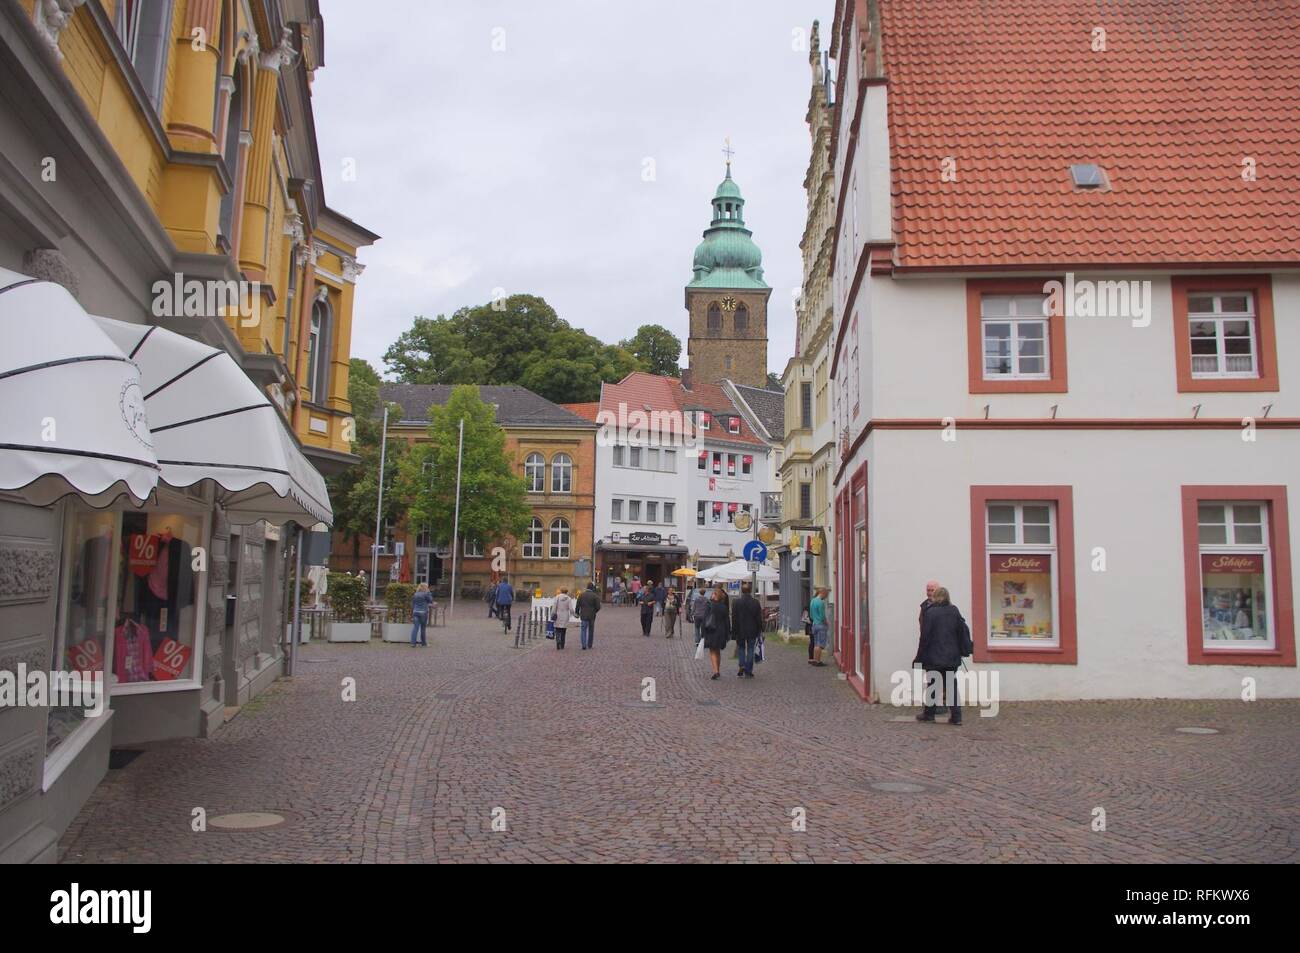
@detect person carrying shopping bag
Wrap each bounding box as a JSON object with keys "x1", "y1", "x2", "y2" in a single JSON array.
[
  {"x1": 552, "y1": 587, "x2": 575, "y2": 650},
  {"x1": 701, "y1": 585, "x2": 731, "y2": 680}
]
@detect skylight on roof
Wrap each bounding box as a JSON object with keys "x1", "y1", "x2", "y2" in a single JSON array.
[{"x1": 1070, "y1": 164, "x2": 1106, "y2": 188}]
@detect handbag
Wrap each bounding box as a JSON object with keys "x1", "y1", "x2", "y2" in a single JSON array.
[{"x1": 755, "y1": 636, "x2": 765, "y2": 664}]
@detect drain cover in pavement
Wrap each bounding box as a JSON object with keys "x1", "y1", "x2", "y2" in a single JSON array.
[
  {"x1": 207, "y1": 812, "x2": 289, "y2": 831},
  {"x1": 870, "y1": 781, "x2": 928, "y2": 794},
  {"x1": 1176, "y1": 726, "x2": 1220, "y2": 735}
]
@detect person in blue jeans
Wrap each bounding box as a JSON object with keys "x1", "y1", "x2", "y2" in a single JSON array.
[
  {"x1": 410, "y1": 583, "x2": 433, "y2": 646},
  {"x1": 730, "y1": 581, "x2": 764, "y2": 677},
  {"x1": 576, "y1": 583, "x2": 601, "y2": 649},
  {"x1": 495, "y1": 577, "x2": 515, "y2": 632},
  {"x1": 808, "y1": 586, "x2": 829, "y2": 667}
]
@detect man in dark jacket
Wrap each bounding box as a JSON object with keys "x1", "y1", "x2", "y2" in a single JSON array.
[
  {"x1": 638, "y1": 586, "x2": 656, "y2": 636},
  {"x1": 496, "y1": 578, "x2": 515, "y2": 632},
  {"x1": 576, "y1": 583, "x2": 601, "y2": 650},
  {"x1": 731, "y1": 581, "x2": 765, "y2": 678},
  {"x1": 652, "y1": 581, "x2": 667, "y2": 616},
  {"x1": 918, "y1": 579, "x2": 939, "y2": 633},
  {"x1": 486, "y1": 581, "x2": 499, "y2": 618},
  {"x1": 913, "y1": 586, "x2": 970, "y2": 724}
]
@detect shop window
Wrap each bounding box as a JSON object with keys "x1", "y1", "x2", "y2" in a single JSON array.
[
  {"x1": 1182, "y1": 486, "x2": 1294, "y2": 666},
  {"x1": 523, "y1": 518, "x2": 543, "y2": 558},
  {"x1": 970, "y1": 486, "x2": 1077, "y2": 664},
  {"x1": 551, "y1": 453, "x2": 573, "y2": 493},
  {"x1": 966, "y1": 279, "x2": 1068, "y2": 394},
  {"x1": 549, "y1": 518, "x2": 571, "y2": 559},
  {"x1": 1173, "y1": 276, "x2": 1278, "y2": 392},
  {"x1": 524, "y1": 452, "x2": 544, "y2": 493}
]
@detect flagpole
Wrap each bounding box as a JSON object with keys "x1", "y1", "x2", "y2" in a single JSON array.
[
  {"x1": 449, "y1": 417, "x2": 465, "y2": 620},
  {"x1": 370, "y1": 404, "x2": 389, "y2": 606}
]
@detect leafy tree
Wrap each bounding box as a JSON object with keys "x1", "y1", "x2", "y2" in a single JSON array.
[
  {"x1": 766, "y1": 371, "x2": 783, "y2": 390},
  {"x1": 620, "y1": 324, "x2": 682, "y2": 377},
  {"x1": 395, "y1": 385, "x2": 531, "y2": 560},
  {"x1": 383, "y1": 294, "x2": 650, "y2": 402},
  {"x1": 326, "y1": 358, "x2": 408, "y2": 565}
]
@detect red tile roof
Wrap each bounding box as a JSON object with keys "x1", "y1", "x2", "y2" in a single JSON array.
[
  {"x1": 877, "y1": 0, "x2": 1300, "y2": 269},
  {"x1": 559, "y1": 401, "x2": 599, "y2": 422},
  {"x1": 596, "y1": 372, "x2": 765, "y2": 447}
]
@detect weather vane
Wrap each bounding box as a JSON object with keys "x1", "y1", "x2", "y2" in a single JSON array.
[{"x1": 722, "y1": 137, "x2": 735, "y2": 172}]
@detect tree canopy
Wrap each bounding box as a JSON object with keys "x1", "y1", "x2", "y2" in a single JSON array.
[
  {"x1": 383, "y1": 294, "x2": 676, "y2": 403},
  {"x1": 395, "y1": 385, "x2": 532, "y2": 555}
]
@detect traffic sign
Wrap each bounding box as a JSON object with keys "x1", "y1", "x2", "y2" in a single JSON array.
[
  {"x1": 742, "y1": 540, "x2": 767, "y2": 562},
  {"x1": 746, "y1": 560, "x2": 761, "y2": 573}
]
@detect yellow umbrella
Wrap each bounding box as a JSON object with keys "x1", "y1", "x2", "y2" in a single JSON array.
[{"x1": 671, "y1": 567, "x2": 698, "y2": 577}]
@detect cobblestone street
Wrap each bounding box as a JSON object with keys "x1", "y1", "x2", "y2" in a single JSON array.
[{"x1": 59, "y1": 607, "x2": 1300, "y2": 863}]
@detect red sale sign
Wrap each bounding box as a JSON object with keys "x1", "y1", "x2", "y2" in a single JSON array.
[
  {"x1": 67, "y1": 639, "x2": 104, "y2": 673},
  {"x1": 152, "y1": 639, "x2": 191, "y2": 680},
  {"x1": 128, "y1": 533, "x2": 160, "y2": 576}
]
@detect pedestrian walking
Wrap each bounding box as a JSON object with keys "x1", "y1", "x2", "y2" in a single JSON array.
[
  {"x1": 913, "y1": 586, "x2": 971, "y2": 725},
  {"x1": 919, "y1": 579, "x2": 939, "y2": 632},
  {"x1": 410, "y1": 582, "x2": 433, "y2": 647},
  {"x1": 690, "y1": 583, "x2": 709, "y2": 645},
  {"x1": 638, "y1": 585, "x2": 656, "y2": 636},
  {"x1": 552, "y1": 587, "x2": 575, "y2": 650},
  {"x1": 631, "y1": 576, "x2": 641, "y2": 600},
  {"x1": 577, "y1": 582, "x2": 601, "y2": 649},
  {"x1": 486, "y1": 580, "x2": 499, "y2": 618},
  {"x1": 808, "y1": 586, "x2": 829, "y2": 667},
  {"x1": 653, "y1": 580, "x2": 667, "y2": 617},
  {"x1": 731, "y1": 581, "x2": 764, "y2": 677},
  {"x1": 496, "y1": 576, "x2": 515, "y2": 633},
  {"x1": 701, "y1": 585, "x2": 731, "y2": 680},
  {"x1": 663, "y1": 589, "x2": 681, "y2": 638}
]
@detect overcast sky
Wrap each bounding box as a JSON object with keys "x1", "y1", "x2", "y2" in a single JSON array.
[{"x1": 311, "y1": 0, "x2": 831, "y2": 382}]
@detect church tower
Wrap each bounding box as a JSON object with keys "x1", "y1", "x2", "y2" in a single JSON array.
[{"x1": 685, "y1": 161, "x2": 770, "y2": 388}]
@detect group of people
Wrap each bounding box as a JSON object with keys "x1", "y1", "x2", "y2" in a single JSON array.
[
  {"x1": 547, "y1": 583, "x2": 603, "y2": 649},
  {"x1": 680, "y1": 581, "x2": 767, "y2": 679},
  {"x1": 632, "y1": 580, "x2": 684, "y2": 637},
  {"x1": 914, "y1": 580, "x2": 973, "y2": 725},
  {"x1": 484, "y1": 577, "x2": 516, "y2": 631}
]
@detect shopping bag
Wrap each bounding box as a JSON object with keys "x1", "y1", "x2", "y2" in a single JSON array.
[
  {"x1": 756, "y1": 636, "x2": 765, "y2": 664},
  {"x1": 545, "y1": 619, "x2": 555, "y2": 639},
  {"x1": 693, "y1": 638, "x2": 706, "y2": 661}
]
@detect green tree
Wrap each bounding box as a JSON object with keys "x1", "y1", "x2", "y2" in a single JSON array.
[
  {"x1": 383, "y1": 294, "x2": 648, "y2": 401},
  {"x1": 766, "y1": 372, "x2": 783, "y2": 390},
  {"x1": 396, "y1": 385, "x2": 531, "y2": 558},
  {"x1": 326, "y1": 358, "x2": 408, "y2": 565},
  {"x1": 619, "y1": 324, "x2": 682, "y2": 377}
]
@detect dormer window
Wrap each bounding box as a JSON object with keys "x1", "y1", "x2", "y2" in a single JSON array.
[{"x1": 727, "y1": 417, "x2": 740, "y2": 435}]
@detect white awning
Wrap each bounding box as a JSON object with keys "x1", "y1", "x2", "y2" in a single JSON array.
[
  {"x1": 0, "y1": 269, "x2": 159, "y2": 506},
  {"x1": 696, "y1": 558, "x2": 779, "y2": 582},
  {"x1": 92, "y1": 315, "x2": 333, "y2": 527}
]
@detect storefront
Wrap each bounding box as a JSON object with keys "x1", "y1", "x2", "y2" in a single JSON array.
[{"x1": 596, "y1": 533, "x2": 688, "y2": 599}]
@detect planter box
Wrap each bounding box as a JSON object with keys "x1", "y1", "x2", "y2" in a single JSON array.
[
  {"x1": 329, "y1": 622, "x2": 371, "y2": 643},
  {"x1": 382, "y1": 622, "x2": 415, "y2": 643}
]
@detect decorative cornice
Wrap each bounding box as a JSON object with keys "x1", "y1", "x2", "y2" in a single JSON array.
[
  {"x1": 282, "y1": 210, "x2": 305, "y2": 244},
  {"x1": 258, "y1": 26, "x2": 296, "y2": 73},
  {"x1": 340, "y1": 257, "x2": 365, "y2": 283}
]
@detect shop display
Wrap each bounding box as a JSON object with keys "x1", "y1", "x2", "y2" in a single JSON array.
[
  {"x1": 988, "y1": 553, "x2": 1054, "y2": 640},
  {"x1": 1200, "y1": 553, "x2": 1268, "y2": 642}
]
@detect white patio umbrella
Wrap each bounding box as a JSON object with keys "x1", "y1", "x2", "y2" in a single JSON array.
[
  {"x1": 91, "y1": 315, "x2": 332, "y2": 527},
  {"x1": 0, "y1": 269, "x2": 159, "y2": 506},
  {"x1": 696, "y1": 558, "x2": 779, "y2": 582}
]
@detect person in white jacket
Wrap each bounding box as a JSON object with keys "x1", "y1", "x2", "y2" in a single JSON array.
[{"x1": 552, "y1": 588, "x2": 576, "y2": 650}]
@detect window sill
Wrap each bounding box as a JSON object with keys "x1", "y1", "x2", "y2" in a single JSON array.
[
  {"x1": 1190, "y1": 647, "x2": 1289, "y2": 666},
  {"x1": 1179, "y1": 376, "x2": 1279, "y2": 393},
  {"x1": 975, "y1": 645, "x2": 1075, "y2": 665}
]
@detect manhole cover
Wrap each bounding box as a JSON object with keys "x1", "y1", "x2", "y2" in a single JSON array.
[
  {"x1": 1176, "y1": 726, "x2": 1219, "y2": 735},
  {"x1": 207, "y1": 811, "x2": 289, "y2": 831},
  {"x1": 108, "y1": 749, "x2": 144, "y2": 770},
  {"x1": 870, "y1": 781, "x2": 928, "y2": 794}
]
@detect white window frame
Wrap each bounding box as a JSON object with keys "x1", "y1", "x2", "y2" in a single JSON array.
[
  {"x1": 549, "y1": 518, "x2": 571, "y2": 559},
  {"x1": 981, "y1": 294, "x2": 1050, "y2": 381},
  {"x1": 646, "y1": 501, "x2": 658, "y2": 523},
  {"x1": 522, "y1": 518, "x2": 543, "y2": 559},
  {"x1": 985, "y1": 501, "x2": 1060, "y2": 647},
  {"x1": 613, "y1": 445, "x2": 625, "y2": 467},
  {"x1": 1188, "y1": 292, "x2": 1259, "y2": 379},
  {"x1": 611, "y1": 498, "x2": 623, "y2": 521},
  {"x1": 1197, "y1": 501, "x2": 1275, "y2": 649},
  {"x1": 551, "y1": 453, "x2": 573, "y2": 494},
  {"x1": 524, "y1": 452, "x2": 545, "y2": 493},
  {"x1": 727, "y1": 417, "x2": 740, "y2": 435},
  {"x1": 629, "y1": 500, "x2": 641, "y2": 522},
  {"x1": 663, "y1": 502, "x2": 675, "y2": 524},
  {"x1": 463, "y1": 538, "x2": 484, "y2": 557}
]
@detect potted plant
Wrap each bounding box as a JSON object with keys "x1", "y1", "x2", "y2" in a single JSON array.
[
  {"x1": 327, "y1": 572, "x2": 371, "y2": 642},
  {"x1": 382, "y1": 582, "x2": 415, "y2": 642}
]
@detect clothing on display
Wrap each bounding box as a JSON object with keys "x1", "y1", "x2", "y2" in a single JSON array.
[{"x1": 113, "y1": 618, "x2": 154, "y2": 683}]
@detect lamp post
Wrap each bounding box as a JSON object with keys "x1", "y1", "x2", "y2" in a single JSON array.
[
  {"x1": 369, "y1": 404, "x2": 389, "y2": 606},
  {"x1": 449, "y1": 417, "x2": 464, "y2": 619}
]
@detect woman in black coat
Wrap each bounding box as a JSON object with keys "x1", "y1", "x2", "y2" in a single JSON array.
[
  {"x1": 913, "y1": 586, "x2": 971, "y2": 724},
  {"x1": 701, "y1": 585, "x2": 731, "y2": 681}
]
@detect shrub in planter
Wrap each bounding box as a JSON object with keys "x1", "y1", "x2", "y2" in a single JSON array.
[
  {"x1": 385, "y1": 583, "x2": 415, "y2": 624},
  {"x1": 328, "y1": 573, "x2": 368, "y2": 623}
]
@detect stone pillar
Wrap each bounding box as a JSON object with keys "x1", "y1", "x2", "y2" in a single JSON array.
[
  {"x1": 200, "y1": 507, "x2": 230, "y2": 737},
  {"x1": 166, "y1": 0, "x2": 222, "y2": 152},
  {"x1": 238, "y1": 29, "x2": 295, "y2": 280}
]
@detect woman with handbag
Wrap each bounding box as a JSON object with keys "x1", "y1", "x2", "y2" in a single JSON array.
[
  {"x1": 701, "y1": 585, "x2": 731, "y2": 680},
  {"x1": 552, "y1": 588, "x2": 575, "y2": 650}
]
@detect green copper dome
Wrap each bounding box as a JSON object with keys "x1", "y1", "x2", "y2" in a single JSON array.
[{"x1": 689, "y1": 167, "x2": 767, "y2": 289}]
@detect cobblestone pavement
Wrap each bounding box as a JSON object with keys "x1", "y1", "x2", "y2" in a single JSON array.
[{"x1": 60, "y1": 606, "x2": 1300, "y2": 863}]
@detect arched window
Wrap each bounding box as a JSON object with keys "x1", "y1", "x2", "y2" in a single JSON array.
[
  {"x1": 524, "y1": 452, "x2": 545, "y2": 493},
  {"x1": 523, "y1": 518, "x2": 543, "y2": 558},
  {"x1": 307, "y1": 293, "x2": 331, "y2": 401},
  {"x1": 734, "y1": 304, "x2": 749, "y2": 331},
  {"x1": 549, "y1": 518, "x2": 571, "y2": 559},
  {"x1": 551, "y1": 453, "x2": 572, "y2": 493},
  {"x1": 707, "y1": 303, "x2": 722, "y2": 331}
]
